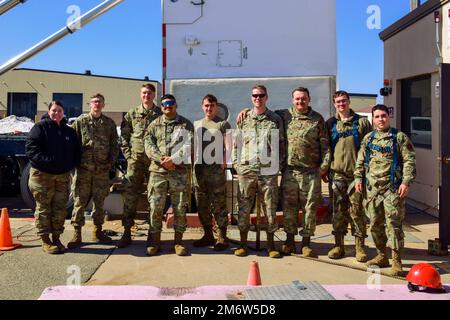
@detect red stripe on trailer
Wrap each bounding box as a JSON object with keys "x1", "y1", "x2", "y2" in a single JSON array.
[
  {"x1": 162, "y1": 48, "x2": 167, "y2": 68},
  {"x1": 162, "y1": 23, "x2": 167, "y2": 94}
]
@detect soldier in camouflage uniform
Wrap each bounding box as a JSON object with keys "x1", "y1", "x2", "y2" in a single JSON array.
[
  {"x1": 325, "y1": 91, "x2": 372, "y2": 262},
  {"x1": 192, "y1": 94, "x2": 231, "y2": 251},
  {"x1": 355, "y1": 104, "x2": 416, "y2": 276},
  {"x1": 233, "y1": 85, "x2": 285, "y2": 258},
  {"x1": 67, "y1": 94, "x2": 119, "y2": 249},
  {"x1": 144, "y1": 94, "x2": 194, "y2": 256},
  {"x1": 277, "y1": 87, "x2": 330, "y2": 257},
  {"x1": 117, "y1": 84, "x2": 162, "y2": 248},
  {"x1": 26, "y1": 101, "x2": 80, "y2": 254}
]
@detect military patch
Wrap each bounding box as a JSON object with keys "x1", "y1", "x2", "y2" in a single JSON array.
[{"x1": 407, "y1": 143, "x2": 414, "y2": 151}]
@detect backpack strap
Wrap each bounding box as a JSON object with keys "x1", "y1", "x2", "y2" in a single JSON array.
[
  {"x1": 331, "y1": 114, "x2": 361, "y2": 155},
  {"x1": 351, "y1": 114, "x2": 360, "y2": 150},
  {"x1": 390, "y1": 128, "x2": 401, "y2": 189}
]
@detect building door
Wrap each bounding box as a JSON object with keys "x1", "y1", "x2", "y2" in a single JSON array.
[
  {"x1": 440, "y1": 63, "x2": 450, "y2": 247},
  {"x1": 7, "y1": 92, "x2": 37, "y2": 119}
]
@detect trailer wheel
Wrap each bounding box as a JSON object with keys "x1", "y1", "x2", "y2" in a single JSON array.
[
  {"x1": 20, "y1": 163, "x2": 36, "y2": 210},
  {"x1": 20, "y1": 163, "x2": 75, "y2": 218}
]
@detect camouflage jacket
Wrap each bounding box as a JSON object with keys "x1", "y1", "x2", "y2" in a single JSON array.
[
  {"x1": 233, "y1": 108, "x2": 285, "y2": 176},
  {"x1": 354, "y1": 127, "x2": 416, "y2": 192},
  {"x1": 326, "y1": 110, "x2": 372, "y2": 176},
  {"x1": 277, "y1": 107, "x2": 330, "y2": 173},
  {"x1": 145, "y1": 114, "x2": 194, "y2": 173},
  {"x1": 120, "y1": 104, "x2": 162, "y2": 159},
  {"x1": 72, "y1": 113, "x2": 119, "y2": 172}
]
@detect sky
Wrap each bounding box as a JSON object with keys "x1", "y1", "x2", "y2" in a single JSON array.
[{"x1": 0, "y1": 0, "x2": 415, "y2": 96}]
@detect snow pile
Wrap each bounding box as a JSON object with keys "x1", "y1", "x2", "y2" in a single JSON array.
[{"x1": 0, "y1": 115, "x2": 35, "y2": 134}]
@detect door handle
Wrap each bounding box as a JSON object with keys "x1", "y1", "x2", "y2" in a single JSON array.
[{"x1": 438, "y1": 156, "x2": 450, "y2": 165}]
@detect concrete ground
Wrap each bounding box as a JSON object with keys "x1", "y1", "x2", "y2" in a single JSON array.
[{"x1": 1, "y1": 199, "x2": 449, "y2": 300}]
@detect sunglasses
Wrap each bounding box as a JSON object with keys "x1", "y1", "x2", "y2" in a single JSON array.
[
  {"x1": 161, "y1": 100, "x2": 176, "y2": 108},
  {"x1": 252, "y1": 94, "x2": 266, "y2": 99}
]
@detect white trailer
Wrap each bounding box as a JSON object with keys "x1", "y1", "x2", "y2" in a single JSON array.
[{"x1": 162, "y1": 0, "x2": 337, "y2": 123}]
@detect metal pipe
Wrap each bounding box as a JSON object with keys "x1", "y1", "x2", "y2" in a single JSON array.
[
  {"x1": 0, "y1": 0, "x2": 124, "y2": 76},
  {"x1": 0, "y1": 0, "x2": 27, "y2": 16}
]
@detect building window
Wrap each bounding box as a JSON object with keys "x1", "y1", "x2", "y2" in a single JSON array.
[
  {"x1": 7, "y1": 92, "x2": 37, "y2": 120},
  {"x1": 401, "y1": 75, "x2": 432, "y2": 149},
  {"x1": 53, "y1": 93, "x2": 83, "y2": 119}
]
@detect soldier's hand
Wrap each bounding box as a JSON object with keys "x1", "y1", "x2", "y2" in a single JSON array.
[
  {"x1": 320, "y1": 170, "x2": 329, "y2": 183},
  {"x1": 161, "y1": 156, "x2": 175, "y2": 170},
  {"x1": 355, "y1": 182, "x2": 363, "y2": 193},
  {"x1": 236, "y1": 109, "x2": 250, "y2": 125},
  {"x1": 398, "y1": 183, "x2": 409, "y2": 198}
]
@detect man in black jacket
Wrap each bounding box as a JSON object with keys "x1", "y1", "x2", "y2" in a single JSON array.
[{"x1": 26, "y1": 101, "x2": 81, "y2": 254}]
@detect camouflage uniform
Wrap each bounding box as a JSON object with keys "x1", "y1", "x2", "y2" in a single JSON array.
[
  {"x1": 354, "y1": 128, "x2": 416, "y2": 251},
  {"x1": 29, "y1": 168, "x2": 71, "y2": 236},
  {"x1": 326, "y1": 110, "x2": 372, "y2": 237},
  {"x1": 145, "y1": 114, "x2": 194, "y2": 234},
  {"x1": 120, "y1": 104, "x2": 162, "y2": 228},
  {"x1": 71, "y1": 113, "x2": 119, "y2": 227},
  {"x1": 276, "y1": 107, "x2": 330, "y2": 237},
  {"x1": 233, "y1": 109, "x2": 285, "y2": 234},
  {"x1": 193, "y1": 118, "x2": 231, "y2": 229}
]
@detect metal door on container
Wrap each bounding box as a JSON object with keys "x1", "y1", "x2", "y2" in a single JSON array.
[{"x1": 440, "y1": 63, "x2": 450, "y2": 247}]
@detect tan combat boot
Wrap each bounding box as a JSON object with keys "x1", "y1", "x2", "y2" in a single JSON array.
[
  {"x1": 193, "y1": 225, "x2": 215, "y2": 247},
  {"x1": 355, "y1": 237, "x2": 368, "y2": 262},
  {"x1": 51, "y1": 234, "x2": 66, "y2": 253},
  {"x1": 327, "y1": 233, "x2": 345, "y2": 259},
  {"x1": 280, "y1": 233, "x2": 296, "y2": 255},
  {"x1": 92, "y1": 225, "x2": 113, "y2": 244},
  {"x1": 214, "y1": 227, "x2": 229, "y2": 251},
  {"x1": 366, "y1": 244, "x2": 390, "y2": 268},
  {"x1": 67, "y1": 226, "x2": 83, "y2": 249},
  {"x1": 267, "y1": 232, "x2": 281, "y2": 258},
  {"x1": 234, "y1": 231, "x2": 248, "y2": 257},
  {"x1": 41, "y1": 234, "x2": 60, "y2": 254},
  {"x1": 146, "y1": 232, "x2": 161, "y2": 256},
  {"x1": 174, "y1": 232, "x2": 188, "y2": 256},
  {"x1": 117, "y1": 226, "x2": 132, "y2": 248},
  {"x1": 390, "y1": 248, "x2": 403, "y2": 276},
  {"x1": 301, "y1": 236, "x2": 314, "y2": 257}
]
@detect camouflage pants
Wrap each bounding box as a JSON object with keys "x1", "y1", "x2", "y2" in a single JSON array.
[
  {"x1": 193, "y1": 165, "x2": 228, "y2": 229},
  {"x1": 122, "y1": 152, "x2": 150, "y2": 228},
  {"x1": 330, "y1": 172, "x2": 367, "y2": 238},
  {"x1": 71, "y1": 167, "x2": 110, "y2": 227},
  {"x1": 237, "y1": 172, "x2": 278, "y2": 233},
  {"x1": 282, "y1": 168, "x2": 321, "y2": 237},
  {"x1": 28, "y1": 167, "x2": 70, "y2": 236},
  {"x1": 367, "y1": 189, "x2": 405, "y2": 250},
  {"x1": 148, "y1": 170, "x2": 189, "y2": 234}
]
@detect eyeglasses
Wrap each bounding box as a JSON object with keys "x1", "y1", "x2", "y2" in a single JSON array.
[
  {"x1": 252, "y1": 94, "x2": 266, "y2": 99},
  {"x1": 161, "y1": 100, "x2": 176, "y2": 108},
  {"x1": 90, "y1": 99, "x2": 103, "y2": 104}
]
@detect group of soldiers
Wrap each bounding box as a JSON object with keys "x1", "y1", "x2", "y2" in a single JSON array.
[{"x1": 27, "y1": 83, "x2": 416, "y2": 277}]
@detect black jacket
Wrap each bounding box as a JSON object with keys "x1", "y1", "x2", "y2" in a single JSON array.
[{"x1": 26, "y1": 115, "x2": 81, "y2": 174}]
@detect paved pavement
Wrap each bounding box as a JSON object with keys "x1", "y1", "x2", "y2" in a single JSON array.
[{"x1": 1, "y1": 196, "x2": 449, "y2": 300}]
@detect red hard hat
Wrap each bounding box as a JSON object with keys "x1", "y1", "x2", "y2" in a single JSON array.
[{"x1": 406, "y1": 263, "x2": 443, "y2": 290}]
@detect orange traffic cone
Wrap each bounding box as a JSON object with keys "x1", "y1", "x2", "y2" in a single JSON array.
[
  {"x1": 0, "y1": 208, "x2": 22, "y2": 251},
  {"x1": 247, "y1": 261, "x2": 262, "y2": 286}
]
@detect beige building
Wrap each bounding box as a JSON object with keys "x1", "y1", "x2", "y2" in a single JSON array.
[
  {"x1": 380, "y1": 0, "x2": 450, "y2": 245},
  {"x1": 0, "y1": 68, "x2": 161, "y2": 124},
  {"x1": 348, "y1": 93, "x2": 377, "y2": 112}
]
